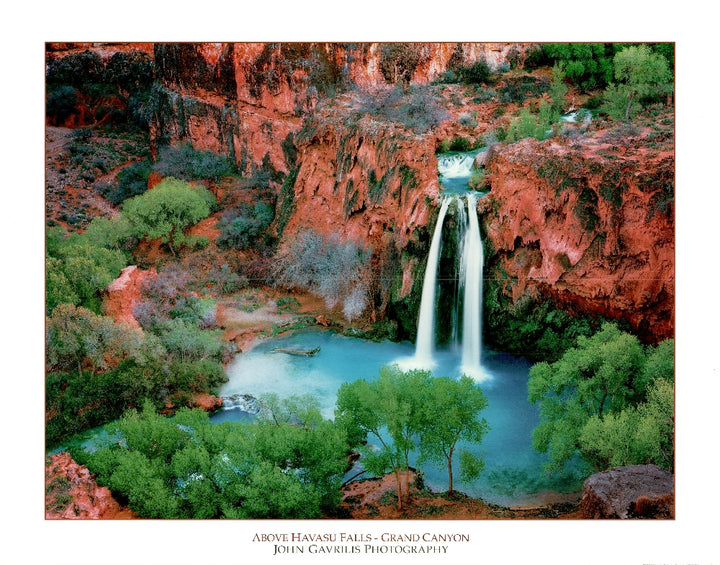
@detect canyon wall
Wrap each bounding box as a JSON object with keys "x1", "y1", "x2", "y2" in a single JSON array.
[
  {"x1": 480, "y1": 137, "x2": 674, "y2": 343},
  {"x1": 151, "y1": 42, "x2": 526, "y2": 174}
]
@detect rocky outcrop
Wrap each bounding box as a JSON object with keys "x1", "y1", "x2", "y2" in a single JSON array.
[
  {"x1": 45, "y1": 452, "x2": 135, "y2": 519},
  {"x1": 104, "y1": 265, "x2": 156, "y2": 328},
  {"x1": 190, "y1": 394, "x2": 223, "y2": 412},
  {"x1": 580, "y1": 464, "x2": 674, "y2": 519},
  {"x1": 482, "y1": 135, "x2": 674, "y2": 343}
]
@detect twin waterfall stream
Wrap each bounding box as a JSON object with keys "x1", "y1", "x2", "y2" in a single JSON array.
[{"x1": 402, "y1": 152, "x2": 488, "y2": 381}]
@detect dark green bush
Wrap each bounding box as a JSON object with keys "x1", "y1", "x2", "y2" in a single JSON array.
[
  {"x1": 46, "y1": 50, "x2": 104, "y2": 87},
  {"x1": 459, "y1": 59, "x2": 492, "y2": 84},
  {"x1": 217, "y1": 201, "x2": 275, "y2": 250},
  {"x1": 46, "y1": 86, "x2": 79, "y2": 123},
  {"x1": 102, "y1": 159, "x2": 152, "y2": 205},
  {"x1": 154, "y1": 143, "x2": 235, "y2": 181}
]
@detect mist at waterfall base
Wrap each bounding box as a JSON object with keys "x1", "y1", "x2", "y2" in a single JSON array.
[{"x1": 213, "y1": 150, "x2": 586, "y2": 506}]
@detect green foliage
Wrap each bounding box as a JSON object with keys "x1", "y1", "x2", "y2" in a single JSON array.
[
  {"x1": 579, "y1": 376, "x2": 674, "y2": 471},
  {"x1": 100, "y1": 159, "x2": 153, "y2": 205},
  {"x1": 543, "y1": 43, "x2": 615, "y2": 91},
  {"x1": 46, "y1": 227, "x2": 129, "y2": 314},
  {"x1": 46, "y1": 85, "x2": 79, "y2": 123},
  {"x1": 416, "y1": 375, "x2": 489, "y2": 494},
  {"x1": 336, "y1": 368, "x2": 489, "y2": 503},
  {"x1": 81, "y1": 216, "x2": 136, "y2": 252},
  {"x1": 528, "y1": 324, "x2": 674, "y2": 473},
  {"x1": 218, "y1": 201, "x2": 275, "y2": 250},
  {"x1": 157, "y1": 319, "x2": 226, "y2": 363},
  {"x1": 154, "y1": 143, "x2": 235, "y2": 182},
  {"x1": 505, "y1": 102, "x2": 559, "y2": 144},
  {"x1": 458, "y1": 59, "x2": 492, "y2": 85},
  {"x1": 549, "y1": 62, "x2": 568, "y2": 109},
  {"x1": 46, "y1": 50, "x2": 104, "y2": 88},
  {"x1": 601, "y1": 44, "x2": 672, "y2": 121},
  {"x1": 46, "y1": 304, "x2": 143, "y2": 379},
  {"x1": 123, "y1": 177, "x2": 214, "y2": 255},
  {"x1": 273, "y1": 230, "x2": 371, "y2": 322},
  {"x1": 74, "y1": 400, "x2": 349, "y2": 518},
  {"x1": 46, "y1": 49, "x2": 154, "y2": 129}
]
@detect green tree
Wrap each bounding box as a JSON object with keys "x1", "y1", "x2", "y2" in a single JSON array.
[
  {"x1": 336, "y1": 367, "x2": 427, "y2": 509},
  {"x1": 123, "y1": 177, "x2": 214, "y2": 255},
  {"x1": 46, "y1": 304, "x2": 143, "y2": 379},
  {"x1": 528, "y1": 323, "x2": 674, "y2": 473},
  {"x1": 336, "y1": 368, "x2": 490, "y2": 506},
  {"x1": 602, "y1": 44, "x2": 672, "y2": 121},
  {"x1": 417, "y1": 375, "x2": 489, "y2": 495},
  {"x1": 549, "y1": 62, "x2": 568, "y2": 110},
  {"x1": 75, "y1": 399, "x2": 349, "y2": 519},
  {"x1": 543, "y1": 43, "x2": 614, "y2": 91},
  {"x1": 46, "y1": 227, "x2": 129, "y2": 314},
  {"x1": 579, "y1": 376, "x2": 674, "y2": 470}
]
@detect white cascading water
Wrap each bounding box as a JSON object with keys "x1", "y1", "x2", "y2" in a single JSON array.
[
  {"x1": 460, "y1": 192, "x2": 486, "y2": 380},
  {"x1": 451, "y1": 195, "x2": 468, "y2": 349},
  {"x1": 437, "y1": 153, "x2": 476, "y2": 180},
  {"x1": 412, "y1": 197, "x2": 451, "y2": 369}
]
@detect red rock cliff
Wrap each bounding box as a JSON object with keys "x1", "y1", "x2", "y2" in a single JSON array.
[
  {"x1": 481, "y1": 134, "x2": 674, "y2": 343},
  {"x1": 151, "y1": 42, "x2": 528, "y2": 175},
  {"x1": 45, "y1": 452, "x2": 135, "y2": 519}
]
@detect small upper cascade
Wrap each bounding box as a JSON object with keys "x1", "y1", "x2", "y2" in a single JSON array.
[{"x1": 437, "y1": 153, "x2": 476, "y2": 179}]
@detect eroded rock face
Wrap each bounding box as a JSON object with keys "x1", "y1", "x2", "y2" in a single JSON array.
[
  {"x1": 104, "y1": 265, "x2": 156, "y2": 329},
  {"x1": 45, "y1": 452, "x2": 135, "y2": 519},
  {"x1": 580, "y1": 464, "x2": 674, "y2": 519},
  {"x1": 483, "y1": 136, "x2": 674, "y2": 343}
]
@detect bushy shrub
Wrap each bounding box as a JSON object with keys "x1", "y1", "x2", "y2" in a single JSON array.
[
  {"x1": 273, "y1": 230, "x2": 372, "y2": 321},
  {"x1": 379, "y1": 43, "x2": 428, "y2": 84},
  {"x1": 46, "y1": 50, "x2": 104, "y2": 88},
  {"x1": 45, "y1": 227, "x2": 129, "y2": 314},
  {"x1": 459, "y1": 59, "x2": 492, "y2": 84},
  {"x1": 154, "y1": 143, "x2": 235, "y2": 182},
  {"x1": 46, "y1": 85, "x2": 79, "y2": 123},
  {"x1": 73, "y1": 400, "x2": 349, "y2": 518},
  {"x1": 122, "y1": 177, "x2": 215, "y2": 255},
  {"x1": 217, "y1": 201, "x2": 275, "y2": 250},
  {"x1": 102, "y1": 159, "x2": 152, "y2": 205},
  {"x1": 542, "y1": 43, "x2": 615, "y2": 91},
  {"x1": 353, "y1": 85, "x2": 450, "y2": 133}
]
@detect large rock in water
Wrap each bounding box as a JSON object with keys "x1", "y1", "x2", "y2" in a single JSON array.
[{"x1": 581, "y1": 464, "x2": 674, "y2": 519}]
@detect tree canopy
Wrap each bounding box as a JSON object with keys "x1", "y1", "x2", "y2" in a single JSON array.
[
  {"x1": 335, "y1": 367, "x2": 489, "y2": 506},
  {"x1": 122, "y1": 177, "x2": 214, "y2": 255},
  {"x1": 602, "y1": 44, "x2": 672, "y2": 121},
  {"x1": 528, "y1": 323, "x2": 674, "y2": 473},
  {"x1": 73, "y1": 399, "x2": 350, "y2": 519}
]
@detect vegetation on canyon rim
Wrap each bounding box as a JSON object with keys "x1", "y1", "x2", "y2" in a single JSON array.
[{"x1": 46, "y1": 42, "x2": 674, "y2": 518}]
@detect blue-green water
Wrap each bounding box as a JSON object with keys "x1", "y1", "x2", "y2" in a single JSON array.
[{"x1": 214, "y1": 328, "x2": 586, "y2": 506}]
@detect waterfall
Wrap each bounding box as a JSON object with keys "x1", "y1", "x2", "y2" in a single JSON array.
[
  {"x1": 437, "y1": 153, "x2": 476, "y2": 179},
  {"x1": 451, "y1": 195, "x2": 468, "y2": 349},
  {"x1": 460, "y1": 192, "x2": 486, "y2": 380},
  {"x1": 413, "y1": 197, "x2": 451, "y2": 368}
]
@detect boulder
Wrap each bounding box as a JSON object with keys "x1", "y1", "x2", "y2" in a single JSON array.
[{"x1": 580, "y1": 464, "x2": 674, "y2": 519}]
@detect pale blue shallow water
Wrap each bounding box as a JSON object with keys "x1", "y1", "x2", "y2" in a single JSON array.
[{"x1": 214, "y1": 328, "x2": 586, "y2": 506}]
